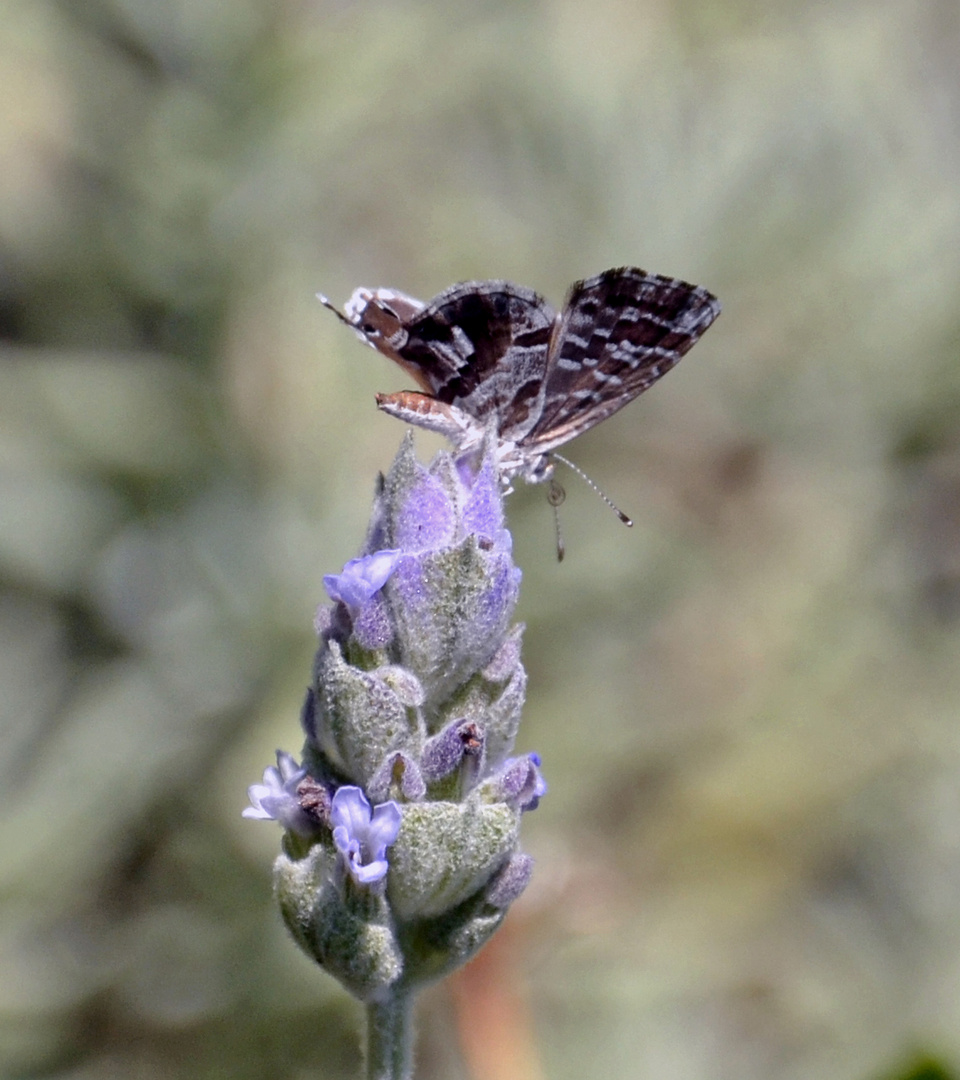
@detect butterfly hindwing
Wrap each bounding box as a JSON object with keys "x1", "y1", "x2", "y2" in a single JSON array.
[{"x1": 527, "y1": 267, "x2": 721, "y2": 451}]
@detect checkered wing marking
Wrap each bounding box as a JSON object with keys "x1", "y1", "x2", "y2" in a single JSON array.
[
  {"x1": 526, "y1": 267, "x2": 721, "y2": 452},
  {"x1": 397, "y1": 281, "x2": 558, "y2": 441}
]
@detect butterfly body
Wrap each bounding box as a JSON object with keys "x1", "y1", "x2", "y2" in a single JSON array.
[{"x1": 325, "y1": 267, "x2": 720, "y2": 485}]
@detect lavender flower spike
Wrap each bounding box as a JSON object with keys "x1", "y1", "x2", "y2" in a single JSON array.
[
  {"x1": 265, "y1": 434, "x2": 541, "y2": 1050},
  {"x1": 331, "y1": 785, "x2": 402, "y2": 885},
  {"x1": 324, "y1": 549, "x2": 402, "y2": 608}
]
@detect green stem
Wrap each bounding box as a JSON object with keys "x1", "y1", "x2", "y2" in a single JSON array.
[{"x1": 365, "y1": 989, "x2": 416, "y2": 1080}]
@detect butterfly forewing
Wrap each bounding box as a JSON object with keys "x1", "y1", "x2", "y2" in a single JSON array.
[
  {"x1": 526, "y1": 268, "x2": 721, "y2": 451},
  {"x1": 399, "y1": 282, "x2": 557, "y2": 442}
]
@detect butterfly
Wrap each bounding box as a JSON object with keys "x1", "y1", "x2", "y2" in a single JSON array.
[{"x1": 319, "y1": 266, "x2": 720, "y2": 487}]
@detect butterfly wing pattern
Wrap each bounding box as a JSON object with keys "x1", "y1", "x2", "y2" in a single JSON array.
[{"x1": 324, "y1": 266, "x2": 720, "y2": 484}]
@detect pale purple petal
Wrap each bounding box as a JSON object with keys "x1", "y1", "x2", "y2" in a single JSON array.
[
  {"x1": 241, "y1": 790, "x2": 276, "y2": 820},
  {"x1": 331, "y1": 785, "x2": 402, "y2": 885},
  {"x1": 368, "y1": 800, "x2": 403, "y2": 850},
  {"x1": 331, "y1": 785, "x2": 374, "y2": 837},
  {"x1": 323, "y1": 549, "x2": 402, "y2": 607},
  {"x1": 275, "y1": 749, "x2": 305, "y2": 783},
  {"x1": 352, "y1": 853, "x2": 391, "y2": 884},
  {"x1": 243, "y1": 750, "x2": 320, "y2": 835}
]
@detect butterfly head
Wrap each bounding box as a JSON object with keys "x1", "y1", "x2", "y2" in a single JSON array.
[{"x1": 342, "y1": 287, "x2": 425, "y2": 354}]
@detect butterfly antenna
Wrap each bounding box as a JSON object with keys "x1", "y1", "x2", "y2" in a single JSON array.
[
  {"x1": 551, "y1": 452, "x2": 634, "y2": 527},
  {"x1": 316, "y1": 292, "x2": 354, "y2": 329},
  {"x1": 547, "y1": 478, "x2": 566, "y2": 562}
]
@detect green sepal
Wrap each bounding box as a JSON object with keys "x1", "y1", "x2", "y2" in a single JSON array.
[
  {"x1": 397, "y1": 889, "x2": 508, "y2": 989},
  {"x1": 386, "y1": 536, "x2": 517, "y2": 707},
  {"x1": 429, "y1": 626, "x2": 527, "y2": 765},
  {"x1": 312, "y1": 639, "x2": 420, "y2": 785},
  {"x1": 274, "y1": 846, "x2": 403, "y2": 1001},
  {"x1": 387, "y1": 798, "x2": 519, "y2": 920}
]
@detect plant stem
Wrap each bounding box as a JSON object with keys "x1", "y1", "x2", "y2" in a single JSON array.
[{"x1": 365, "y1": 989, "x2": 416, "y2": 1080}]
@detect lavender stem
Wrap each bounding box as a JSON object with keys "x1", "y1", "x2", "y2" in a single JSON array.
[{"x1": 365, "y1": 989, "x2": 415, "y2": 1080}]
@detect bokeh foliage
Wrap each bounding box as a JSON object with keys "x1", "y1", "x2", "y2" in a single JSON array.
[{"x1": 3, "y1": 0, "x2": 960, "y2": 1078}]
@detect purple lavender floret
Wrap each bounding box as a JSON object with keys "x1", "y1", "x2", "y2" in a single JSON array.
[
  {"x1": 320, "y1": 549, "x2": 404, "y2": 652},
  {"x1": 331, "y1": 785, "x2": 402, "y2": 885},
  {"x1": 486, "y1": 752, "x2": 547, "y2": 812},
  {"x1": 243, "y1": 750, "x2": 319, "y2": 836},
  {"x1": 323, "y1": 549, "x2": 402, "y2": 608}
]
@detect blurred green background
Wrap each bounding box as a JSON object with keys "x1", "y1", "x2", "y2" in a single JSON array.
[{"x1": 3, "y1": 1, "x2": 960, "y2": 1078}]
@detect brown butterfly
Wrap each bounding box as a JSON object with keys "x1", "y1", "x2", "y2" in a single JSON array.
[{"x1": 320, "y1": 266, "x2": 720, "y2": 486}]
